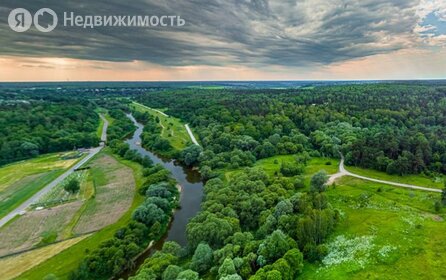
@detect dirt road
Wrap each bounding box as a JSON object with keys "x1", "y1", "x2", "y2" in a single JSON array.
[
  {"x1": 0, "y1": 115, "x2": 109, "y2": 229},
  {"x1": 328, "y1": 155, "x2": 442, "y2": 193}
]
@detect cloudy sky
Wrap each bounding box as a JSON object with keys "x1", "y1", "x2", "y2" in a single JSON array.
[{"x1": 0, "y1": 0, "x2": 445, "y2": 81}]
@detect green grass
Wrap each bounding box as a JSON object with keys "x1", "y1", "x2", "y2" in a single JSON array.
[
  {"x1": 71, "y1": 153, "x2": 136, "y2": 235},
  {"x1": 37, "y1": 231, "x2": 58, "y2": 247},
  {"x1": 301, "y1": 176, "x2": 446, "y2": 280},
  {"x1": 131, "y1": 102, "x2": 191, "y2": 151},
  {"x1": 0, "y1": 153, "x2": 82, "y2": 191},
  {"x1": 33, "y1": 171, "x2": 90, "y2": 208},
  {"x1": 224, "y1": 155, "x2": 339, "y2": 184},
  {"x1": 0, "y1": 171, "x2": 59, "y2": 219},
  {"x1": 0, "y1": 153, "x2": 84, "y2": 219},
  {"x1": 221, "y1": 154, "x2": 446, "y2": 279},
  {"x1": 95, "y1": 109, "x2": 112, "y2": 140},
  {"x1": 89, "y1": 163, "x2": 108, "y2": 186},
  {"x1": 345, "y1": 165, "x2": 444, "y2": 189},
  {"x1": 17, "y1": 149, "x2": 145, "y2": 280},
  {"x1": 96, "y1": 115, "x2": 105, "y2": 139},
  {"x1": 0, "y1": 235, "x2": 89, "y2": 280},
  {"x1": 103, "y1": 113, "x2": 114, "y2": 126},
  {"x1": 59, "y1": 164, "x2": 98, "y2": 240}
]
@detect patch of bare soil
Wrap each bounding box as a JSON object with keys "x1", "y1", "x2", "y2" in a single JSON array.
[{"x1": 432, "y1": 215, "x2": 444, "y2": 222}]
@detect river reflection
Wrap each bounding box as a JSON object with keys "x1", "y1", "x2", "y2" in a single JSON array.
[{"x1": 118, "y1": 114, "x2": 204, "y2": 279}]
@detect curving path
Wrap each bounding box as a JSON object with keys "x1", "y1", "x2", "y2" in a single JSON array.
[
  {"x1": 328, "y1": 155, "x2": 442, "y2": 193},
  {"x1": 0, "y1": 114, "x2": 109, "y2": 229}
]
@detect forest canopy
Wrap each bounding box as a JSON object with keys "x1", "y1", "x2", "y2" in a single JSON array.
[
  {"x1": 0, "y1": 99, "x2": 100, "y2": 165},
  {"x1": 136, "y1": 84, "x2": 446, "y2": 177}
]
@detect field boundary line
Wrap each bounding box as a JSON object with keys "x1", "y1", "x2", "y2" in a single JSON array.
[{"x1": 0, "y1": 232, "x2": 96, "y2": 259}]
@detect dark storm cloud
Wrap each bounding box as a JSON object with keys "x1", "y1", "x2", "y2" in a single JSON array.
[{"x1": 0, "y1": 0, "x2": 421, "y2": 67}]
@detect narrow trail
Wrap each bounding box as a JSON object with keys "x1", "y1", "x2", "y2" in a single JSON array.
[
  {"x1": 0, "y1": 115, "x2": 109, "y2": 229},
  {"x1": 328, "y1": 155, "x2": 442, "y2": 193},
  {"x1": 185, "y1": 124, "x2": 200, "y2": 146},
  {"x1": 134, "y1": 102, "x2": 168, "y2": 117},
  {"x1": 133, "y1": 102, "x2": 197, "y2": 145},
  {"x1": 99, "y1": 114, "x2": 108, "y2": 143}
]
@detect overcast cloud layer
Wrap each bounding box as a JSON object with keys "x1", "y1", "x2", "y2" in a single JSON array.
[{"x1": 0, "y1": 0, "x2": 444, "y2": 68}]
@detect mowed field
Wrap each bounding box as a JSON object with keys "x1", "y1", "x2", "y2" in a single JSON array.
[
  {"x1": 0, "y1": 235, "x2": 90, "y2": 280},
  {"x1": 301, "y1": 176, "x2": 446, "y2": 280},
  {"x1": 0, "y1": 153, "x2": 83, "y2": 219},
  {"x1": 0, "y1": 201, "x2": 83, "y2": 256},
  {"x1": 73, "y1": 153, "x2": 135, "y2": 234},
  {"x1": 0, "y1": 151, "x2": 137, "y2": 278},
  {"x1": 131, "y1": 102, "x2": 192, "y2": 150},
  {"x1": 14, "y1": 151, "x2": 144, "y2": 280}
]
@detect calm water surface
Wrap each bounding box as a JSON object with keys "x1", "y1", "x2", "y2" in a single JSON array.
[{"x1": 117, "y1": 114, "x2": 203, "y2": 279}]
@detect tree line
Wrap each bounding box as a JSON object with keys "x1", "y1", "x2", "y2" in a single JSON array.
[{"x1": 0, "y1": 100, "x2": 99, "y2": 165}]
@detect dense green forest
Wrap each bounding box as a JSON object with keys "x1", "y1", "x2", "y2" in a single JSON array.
[
  {"x1": 136, "y1": 84, "x2": 446, "y2": 177},
  {"x1": 0, "y1": 99, "x2": 99, "y2": 165},
  {"x1": 130, "y1": 167, "x2": 336, "y2": 280}
]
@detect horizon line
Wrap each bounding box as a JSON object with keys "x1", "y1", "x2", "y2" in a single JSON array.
[{"x1": 1, "y1": 78, "x2": 446, "y2": 83}]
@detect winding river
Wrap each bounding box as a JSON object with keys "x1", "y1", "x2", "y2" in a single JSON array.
[{"x1": 119, "y1": 114, "x2": 204, "y2": 278}]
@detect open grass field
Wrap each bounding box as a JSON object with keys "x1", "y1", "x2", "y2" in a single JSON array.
[
  {"x1": 96, "y1": 115, "x2": 105, "y2": 139},
  {"x1": 0, "y1": 153, "x2": 84, "y2": 219},
  {"x1": 33, "y1": 170, "x2": 90, "y2": 208},
  {"x1": 0, "y1": 153, "x2": 83, "y2": 192},
  {"x1": 345, "y1": 165, "x2": 444, "y2": 189},
  {"x1": 132, "y1": 102, "x2": 191, "y2": 151},
  {"x1": 0, "y1": 235, "x2": 90, "y2": 280},
  {"x1": 0, "y1": 201, "x2": 83, "y2": 257},
  {"x1": 72, "y1": 153, "x2": 136, "y2": 235},
  {"x1": 17, "y1": 149, "x2": 145, "y2": 280},
  {"x1": 0, "y1": 149, "x2": 136, "y2": 275},
  {"x1": 301, "y1": 176, "x2": 446, "y2": 280},
  {"x1": 224, "y1": 155, "x2": 339, "y2": 185}
]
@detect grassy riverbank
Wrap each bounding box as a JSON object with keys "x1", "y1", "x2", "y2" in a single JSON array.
[
  {"x1": 131, "y1": 102, "x2": 191, "y2": 151},
  {"x1": 0, "y1": 152, "x2": 84, "y2": 219}
]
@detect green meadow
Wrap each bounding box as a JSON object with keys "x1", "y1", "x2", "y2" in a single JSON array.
[
  {"x1": 131, "y1": 102, "x2": 192, "y2": 151},
  {"x1": 345, "y1": 165, "x2": 444, "y2": 189},
  {"x1": 301, "y1": 176, "x2": 446, "y2": 280},
  {"x1": 0, "y1": 153, "x2": 83, "y2": 219},
  {"x1": 224, "y1": 154, "x2": 339, "y2": 186},
  {"x1": 17, "y1": 149, "x2": 145, "y2": 280},
  {"x1": 224, "y1": 154, "x2": 445, "y2": 279}
]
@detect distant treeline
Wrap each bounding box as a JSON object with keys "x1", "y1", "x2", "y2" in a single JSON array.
[{"x1": 0, "y1": 100, "x2": 99, "y2": 166}]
